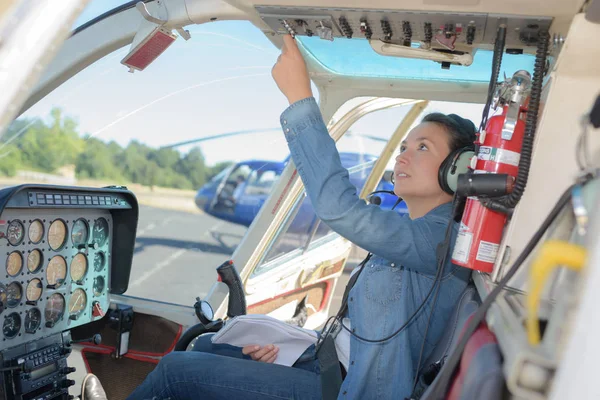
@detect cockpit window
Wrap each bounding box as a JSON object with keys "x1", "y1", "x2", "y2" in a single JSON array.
[
  {"x1": 72, "y1": 0, "x2": 142, "y2": 32},
  {"x1": 8, "y1": 20, "x2": 290, "y2": 306},
  {"x1": 298, "y1": 36, "x2": 536, "y2": 82}
]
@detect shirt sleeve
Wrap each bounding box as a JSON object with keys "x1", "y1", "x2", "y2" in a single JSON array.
[{"x1": 280, "y1": 97, "x2": 455, "y2": 276}]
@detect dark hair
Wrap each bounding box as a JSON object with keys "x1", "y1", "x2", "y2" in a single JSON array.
[{"x1": 421, "y1": 113, "x2": 477, "y2": 152}]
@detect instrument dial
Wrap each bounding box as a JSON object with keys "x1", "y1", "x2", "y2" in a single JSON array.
[
  {"x1": 44, "y1": 293, "x2": 65, "y2": 325},
  {"x1": 26, "y1": 279, "x2": 43, "y2": 302},
  {"x1": 28, "y1": 220, "x2": 44, "y2": 244},
  {"x1": 68, "y1": 288, "x2": 87, "y2": 316},
  {"x1": 92, "y1": 218, "x2": 109, "y2": 247},
  {"x1": 3, "y1": 312, "x2": 21, "y2": 338},
  {"x1": 27, "y1": 249, "x2": 43, "y2": 273},
  {"x1": 6, "y1": 282, "x2": 22, "y2": 308},
  {"x1": 93, "y1": 276, "x2": 105, "y2": 296},
  {"x1": 46, "y1": 256, "x2": 67, "y2": 287},
  {"x1": 7, "y1": 220, "x2": 24, "y2": 246},
  {"x1": 6, "y1": 251, "x2": 23, "y2": 277},
  {"x1": 71, "y1": 219, "x2": 89, "y2": 246},
  {"x1": 25, "y1": 308, "x2": 41, "y2": 333},
  {"x1": 93, "y1": 252, "x2": 105, "y2": 272},
  {"x1": 70, "y1": 253, "x2": 88, "y2": 282},
  {"x1": 48, "y1": 220, "x2": 67, "y2": 250}
]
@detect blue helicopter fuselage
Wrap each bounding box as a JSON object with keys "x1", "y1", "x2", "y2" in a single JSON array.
[{"x1": 195, "y1": 153, "x2": 407, "y2": 227}]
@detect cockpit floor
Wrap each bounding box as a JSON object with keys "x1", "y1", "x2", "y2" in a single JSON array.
[{"x1": 82, "y1": 347, "x2": 157, "y2": 400}]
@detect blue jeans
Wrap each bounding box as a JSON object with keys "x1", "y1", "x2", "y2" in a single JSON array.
[{"x1": 126, "y1": 334, "x2": 322, "y2": 400}]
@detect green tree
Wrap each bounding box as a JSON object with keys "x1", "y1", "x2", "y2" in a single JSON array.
[
  {"x1": 176, "y1": 147, "x2": 207, "y2": 188},
  {"x1": 76, "y1": 138, "x2": 121, "y2": 180},
  {"x1": 0, "y1": 144, "x2": 22, "y2": 176}
]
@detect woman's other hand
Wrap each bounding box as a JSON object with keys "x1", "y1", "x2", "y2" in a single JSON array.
[
  {"x1": 271, "y1": 34, "x2": 313, "y2": 105},
  {"x1": 242, "y1": 344, "x2": 279, "y2": 363}
]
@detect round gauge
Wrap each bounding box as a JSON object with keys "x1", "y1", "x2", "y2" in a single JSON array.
[
  {"x1": 0, "y1": 283, "x2": 6, "y2": 314},
  {"x1": 25, "y1": 308, "x2": 41, "y2": 333},
  {"x1": 26, "y1": 279, "x2": 43, "y2": 302},
  {"x1": 93, "y1": 252, "x2": 106, "y2": 272},
  {"x1": 92, "y1": 218, "x2": 109, "y2": 247},
  {"x1": 44, "y1": 293, "x2": 65, "y2": 325},
  {"x1": 6, "y1": 251, "x2": 23, "y2": 277},
  {"x1": 7, "y1": 282, "x2": 22, "y2": 308},
  {"x1": 28, "y1": 220, "x2": 44, "y2": 244},
  {"x1": 70, "y1": 254, "x2": 88, "y2": 282},
  {"x1": 71, "y1": 219, "x2": 89, "y2": 246},
  {"x1": 3, "y1": 312, "x2": 21, "y2": 338},
  {"x1": 7, "y1": 220, "x2": 24, "y2": 246},
  {"x1": 48, "y1": 220, "x2": 67, "y2": 251},
  {"x1": 46, "y1": 256, "x2": 67, "y2": 287},
  {"x1": 93, "y1": 276, "x2": 105, "y2": 296},
  {"x1": 27, "y1": 249, "x2": 43, "y2": 273},
  {"x1": 68, "y1": 288, "x2": 87, "y2": 316}
]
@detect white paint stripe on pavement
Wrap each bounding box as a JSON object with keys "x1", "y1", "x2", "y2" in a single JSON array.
[
  {"x1": 137, "y1": 222, "x2": 156, "y2": 237},
  {"x1": 129, "y1": 247, "x2": 188, "y2": 288},
  {"x1": 129, "y1": 221, "x2": 224, "y2": 288}
]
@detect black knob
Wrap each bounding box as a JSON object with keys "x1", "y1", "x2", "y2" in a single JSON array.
[
  {"x1": 61, "y1": 379, "x2": 75, "y2": 388},
  {"x1": 61, "y1": 367, "x2": 76, "y2": 375},
  {"x1": 60, "y1": 347, "x2": 72, "y2": 356},
  {"x1": 69, "y1": 333, "x2": 102, "y2": 346}
]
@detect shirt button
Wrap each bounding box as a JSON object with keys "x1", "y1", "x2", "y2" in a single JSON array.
[
  {"x1": 391, "y1": 263, "x2": 395, "y2": 267},
  {"x1": 283, "y1": 120, "x2": 287, "y2": 124},
  {"x1": 343, "y1": 391, "x2": 347, "y2": 395},
  {"x1": 285, "y1": 128, "x2": 290, "y2": 132},
  {"x1": 351, "y1": 361, "x2": 355, "y2": 365},
  {"x1": 352, "y1": 328, "x2": 356, "y2": 333},
  {"x1": 350, "y1": 297, "x2": 353, "y2": 301}
]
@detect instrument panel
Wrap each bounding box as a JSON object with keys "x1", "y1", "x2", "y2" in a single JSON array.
[
  {"x1": 0, "y1": 210, "x2": 111, "y2": 347},
  {"x1": 0, "y1": 185, "x2": 138, "y2": 351},
  {"x1": 256, "y1": 6, "x2": 553, "y2": 50}
]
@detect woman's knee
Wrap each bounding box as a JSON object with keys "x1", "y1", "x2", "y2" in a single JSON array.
[{"x1": 190, "y1": 333, "x2": 215, "y2": 352}]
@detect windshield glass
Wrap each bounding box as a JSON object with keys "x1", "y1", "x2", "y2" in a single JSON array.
[
  {"x1": 72, "y1": 0, "x2": 139, "y2": 31},
  {"x1": 5, "y1": 20, "x2": 294, "y2": 305}
]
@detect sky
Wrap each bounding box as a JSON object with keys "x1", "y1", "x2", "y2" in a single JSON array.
[{"x1": 12, "y1": 0, "x2": 494, "y2": 168}]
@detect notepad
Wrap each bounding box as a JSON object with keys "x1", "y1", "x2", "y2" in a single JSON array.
[{"x1": 211, "y1": 314, "x2": 318, "y2": 366}]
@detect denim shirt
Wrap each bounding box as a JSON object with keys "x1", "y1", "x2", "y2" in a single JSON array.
[{"x1": 280, "y1": 97, "x2": 471, "y2": 400}]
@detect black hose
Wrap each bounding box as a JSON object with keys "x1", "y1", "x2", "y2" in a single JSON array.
[
  {"x1": 478, "y1": 25, "x2": 507, "y2": 136},
  {"x1": 424, "y1": 183, "x2": 575, "y2": 399},
  {"x1": 491, "y1": 31, "x2": 549, "y2": 210}
]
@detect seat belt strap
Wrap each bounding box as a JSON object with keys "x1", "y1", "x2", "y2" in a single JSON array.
[
  {"x1": 337, "y1": 253, "x2": 372, "y2": 317},
  {"x1": 318, "y1": 334, "x2": 343, "y2": 400}
]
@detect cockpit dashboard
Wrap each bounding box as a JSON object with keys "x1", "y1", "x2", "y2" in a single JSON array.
[{"x1": 0, "y1": 184, "x2": 137, "y2": 399}]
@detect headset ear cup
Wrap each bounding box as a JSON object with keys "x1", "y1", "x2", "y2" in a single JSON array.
[
  {"x1": 438, "y1": 153, "x2": 454, "y2": 195},
  {"x1": 438, "y1": 149, "x2": 475, "y2": 195},
  {"x1": 446, "y1": 150, "x2": 475, "y2": 194}
]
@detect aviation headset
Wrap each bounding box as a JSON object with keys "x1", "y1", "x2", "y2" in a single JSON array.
[
  {"x1": 436, "y1": 113, "x2": 477, "y2": 195},
  {"x1": 438, "y1": 146, "x2": 475, "y2": 195}
]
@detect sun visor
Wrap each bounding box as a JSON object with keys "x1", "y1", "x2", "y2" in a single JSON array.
[{"x1": 121, "y1": 2, "x2": 190, "y2": 73}]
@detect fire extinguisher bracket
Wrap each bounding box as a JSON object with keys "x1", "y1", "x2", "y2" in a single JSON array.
[{"x1": 501, "y1": 102, "x2": 521, "y2": 140}]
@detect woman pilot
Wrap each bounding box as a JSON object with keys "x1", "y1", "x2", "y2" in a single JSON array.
[{"x1": 123, "y1": 34, "x2": 474, "y2": 400}]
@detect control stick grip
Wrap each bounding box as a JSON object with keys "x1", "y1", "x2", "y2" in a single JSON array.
[{"x1": 216, "y1": 260, "x2": 246, "y2": 318}]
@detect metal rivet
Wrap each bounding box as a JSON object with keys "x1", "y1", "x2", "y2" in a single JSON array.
[
  {"x1": 391, "y1": 263, "x2": 395, "y2": 267},
  {"x1": 285, "y1": 128, "x2": 290, "y2": 133},
  {"x1": 283, "y1": 120, "x2": 287, "y2": 125}
]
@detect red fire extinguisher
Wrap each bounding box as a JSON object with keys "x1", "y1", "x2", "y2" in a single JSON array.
[{"x1": 452, "y1": 79, "x2": 530, "y2": 272}]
